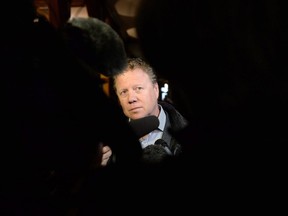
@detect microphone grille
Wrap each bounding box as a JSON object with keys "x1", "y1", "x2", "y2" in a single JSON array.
[{"x1": 61, "y1": 17, "x2": 127, "y2": 77}]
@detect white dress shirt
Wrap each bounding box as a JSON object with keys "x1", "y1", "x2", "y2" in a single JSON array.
[{"x1": 139, "y1": 104, "x2": 166, "y2": 149}]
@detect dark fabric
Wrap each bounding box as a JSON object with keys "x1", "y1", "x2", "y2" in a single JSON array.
[
  {"x1": 1, "y1": 7, "x2": 142, "y2": 216},
  {"x1": 159, "y1": 100, "x2": 189, "y2": 155}
]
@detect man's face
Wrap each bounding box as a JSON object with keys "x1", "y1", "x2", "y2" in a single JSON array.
[{"x1": 115, "y1": 68, "x2": 159, "y2": 120}]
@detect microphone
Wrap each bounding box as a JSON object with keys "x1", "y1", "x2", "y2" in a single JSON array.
[
  {"x1": 60, "y1": 17, "x2": 127, "y2": 77},
  {"x1": 129, "y1": 116, "x2": 159, "y2": 139},
  {"x1": 154, "y1": 139, "x2": 173, "y2": 155},
  {"x1": 142, "y1": 144, "x2": 169, "y2": 164}
]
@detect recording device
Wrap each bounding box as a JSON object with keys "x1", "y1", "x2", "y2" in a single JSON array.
[
  {"x1": 60, "y1": 17, "x2": 127, "y2": 77},
  {"x1": 141, "y1": 139, "x2": 173, "y2": 164},
  {"x1": 129, "y1": 115, "x2": 159, "y2": 139},
  {"x1": 154, "y1": 139, "x2": 173, "y2": 155},
  {"x1": 142, "y1": 144, "x2": 169, "y2": 164}
]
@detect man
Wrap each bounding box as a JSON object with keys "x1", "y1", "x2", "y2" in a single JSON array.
[{"x1": 101, "y1": 57, "x2": 188, "y2": 165}]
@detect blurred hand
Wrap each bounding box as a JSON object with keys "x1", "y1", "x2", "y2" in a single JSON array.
[{"x1": 101, "y1": 145, "x2": 112, "y2": 166}]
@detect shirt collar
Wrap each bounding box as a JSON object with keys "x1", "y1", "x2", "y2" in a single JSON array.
[{"x1": 158, "y1": 104, "x2": 166, "y2": 132}]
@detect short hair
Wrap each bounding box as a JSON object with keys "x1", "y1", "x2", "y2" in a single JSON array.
[{"x1": 113, "y1": 57, "x2": 158, "y2": 91}]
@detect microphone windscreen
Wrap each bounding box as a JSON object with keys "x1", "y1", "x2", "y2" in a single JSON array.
[
  {"x1": 129, "y1": 116, "x2": 159, "y2": 139},
  {"x1": 154, "y1": 139, "x2": 167, "y2": 147},
  {"x1": 142, "y1": 144, "x2": 169, "y2": 164},
  {"x1": 60, "y1": 17, "x2": 127, "y2": 77},
  {"x1": 154, "y1": 139, "x2": 173, "y2": 155}
]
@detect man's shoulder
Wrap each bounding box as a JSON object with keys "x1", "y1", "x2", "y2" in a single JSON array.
[{"x1": 159, "y1": 101, "x2": 188, "y2": 130}]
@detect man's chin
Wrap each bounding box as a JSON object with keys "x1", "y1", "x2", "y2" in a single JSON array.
[{"x1": 130, "y1": 113, "x2": 146, "y2": 120}]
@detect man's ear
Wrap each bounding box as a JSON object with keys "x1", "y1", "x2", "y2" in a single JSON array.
[{"x1": 154, "y1": 82, "x2": 160, "y2": 98}]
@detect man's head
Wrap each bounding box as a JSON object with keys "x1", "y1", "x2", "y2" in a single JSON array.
[{"x1": 113, "y1": 58, "x2": 159, "y2": 120}]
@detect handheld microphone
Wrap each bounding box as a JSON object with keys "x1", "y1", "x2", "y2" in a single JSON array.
[
  {"x1": 129, "y1": 115, "x2": 159, "y2": 139},
  {"x1": 154, "y1": 139, "x2": 173, "y2": 155}
]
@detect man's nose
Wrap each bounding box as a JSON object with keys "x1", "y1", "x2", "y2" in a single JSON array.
[{"x1": 128, "y1": 90, "x2": 137, "y2": 103}]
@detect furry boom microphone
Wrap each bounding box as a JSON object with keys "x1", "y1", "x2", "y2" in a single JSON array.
[{"x1": 60, "y1": 17, "x2": 127, "y2": 77}]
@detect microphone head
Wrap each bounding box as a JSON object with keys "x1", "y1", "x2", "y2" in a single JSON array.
[
  {"x1": 154, "y1": 139, "x2": 168, "y2": 147},
  {"x1": 60, "y1": 17, "x2": 127, "y2": 77},
  {"x1": 142, "y1": 144, "x2": 169, "y2": 165},
  {"x1": 154, "y1": 139, "x2": 173, "y2": 155},
  {"x1": 129, "y1": 116, "x2": 159, "y2": 139}
]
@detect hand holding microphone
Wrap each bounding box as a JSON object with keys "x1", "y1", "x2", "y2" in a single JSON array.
[
  {"x1": 100, "y1": 116, "x2": 160, "y2": 166},
  {"x1": 101, "y1": 144, "x2": 113, "y2": 166}
]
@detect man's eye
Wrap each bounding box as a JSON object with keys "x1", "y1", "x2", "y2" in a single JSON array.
[
  {"x1": 135, "y1": 87, "x2": 143, "y2": 92},
  {"x1": 119, "y1": 90, "x2": 128, "y2": 97}
]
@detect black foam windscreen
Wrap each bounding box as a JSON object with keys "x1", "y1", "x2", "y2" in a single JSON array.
[
  {"x1": 154, "y1": 139, "x2": 173, "y2": 155},
  {"x1": 129, "y1": 115, "x2": 159, "y2": 139},
  {"x1": 60, "y1": 17, "x2": 127, "y2": 77},
  {"x1": 142, "y1": 144, "x2": 169, "y2": 164},
  {"x1": 154, "y1": 139, "x2": 167, "y2": 146}
]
